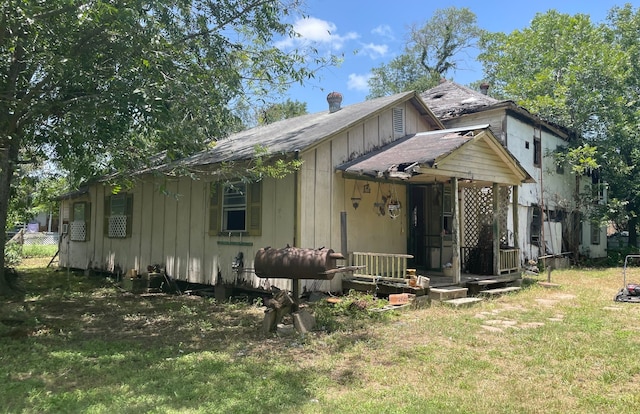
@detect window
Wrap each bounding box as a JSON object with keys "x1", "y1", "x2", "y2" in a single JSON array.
[
  {"x1": 530, "y1": 205, "x2": 542, "y2": 244},
  {"x1": 556, "y1": 146, "x2": 565, "y2": 174},
  {"x1": 104, "y1": 193, "x2": 133, "y2": 238},
  {"x1": 70, "y1": 202, "x2": 90, "y2": 241},
  {"x1": 591, "y1": 170, "x2": 606, "y2": 205},
  {"x1": 533, "y1": 137, "x2": 541, "y2": 167},
  {"x1": 392, "y1": 107, "x2": 405, "y2": 138},
  {"x1": 209, "y1": 181, "x2": 261, "y2": 235},
  {"x1": 590, "y1": 221, "x2": 601, "y2": 245}
]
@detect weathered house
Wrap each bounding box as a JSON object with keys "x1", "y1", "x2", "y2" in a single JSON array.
[
  {"x1": 58, "y1": 91, "x2": 533, "y2": 294},
  {"x1": 421, "y1": 81, "x2": 607, "y2": 263}
]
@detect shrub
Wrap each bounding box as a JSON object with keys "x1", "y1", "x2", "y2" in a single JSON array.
[{"x1": 4, "y1": 243, "x2": 23, "y2": 267}]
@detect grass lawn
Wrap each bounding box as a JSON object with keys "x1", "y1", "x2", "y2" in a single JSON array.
[{"x1": 2, "y1": 259, "x2": 640, "y2": 413}]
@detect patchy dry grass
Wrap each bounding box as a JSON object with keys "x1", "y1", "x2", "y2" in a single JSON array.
[{"x1": 2, "y1": 262, "x2": 640, "y2": 413}]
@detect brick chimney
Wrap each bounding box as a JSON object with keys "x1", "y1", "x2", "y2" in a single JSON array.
[
  {"x1": 327, "y1": 91, "x2": 343, "y2": 113},
  {"x1": 480, "y1": 82, "x2": 490, "y2": 95}
]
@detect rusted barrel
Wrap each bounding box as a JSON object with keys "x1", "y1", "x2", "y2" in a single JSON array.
[{"x1": 254, "y1": 246, "x2": 345, "y2": 280}]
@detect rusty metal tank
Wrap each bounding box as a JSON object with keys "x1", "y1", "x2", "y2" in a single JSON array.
[{"x1": 254, "y1": 246, "x2": 345, "y2": 280}]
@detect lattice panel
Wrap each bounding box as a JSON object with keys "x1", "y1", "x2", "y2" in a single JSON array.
[
  {"x1": 108, "y1": 215, "x2": 127, "y2": 238},
  {"x1": 463, "y1": 186, "x2": 494, "y2": 248},
  {"x1": 70, "y1": 221, "x2": 86, "y2": 241},
  {"x1": 463, "y1": 186, "x2": 511, "y2": 247}
]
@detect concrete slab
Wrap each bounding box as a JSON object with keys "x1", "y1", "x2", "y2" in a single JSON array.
[
  {"x1": 429, "y1": 287, "x2": 468, "y2": 301},
  {"x1": 443, "y1": 297, "x2": 483, "y2": 308},
  {"x1": 479, "y1": 286, "x2": 521, "y2": 296}
]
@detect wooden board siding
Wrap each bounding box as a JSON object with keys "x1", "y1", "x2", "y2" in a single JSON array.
[
  {"x1": 297, "y1": 105, "x2": 433, "y2": 291},
  {"x1": 60, "y1": 103, "x2": 439, "y2": 290},
  {"x1": 150, "y1": 180, "x2": 166, "y2": 267},
  {"x1": 175, "y1": 177, "x2": 191, "y2": 280},
  {"x1": 63, "y1": 173, "x2": 295, "y2": 287},
  {"x1": 188, "y1": 179, "x2": 206, "y2": 284},
  {"x1": 443, "y1": 109, "x2": 506, "y2": 144},
  {"x1": 436, "y1": 137, "x2": 524, "y2": 185},
  {"x1": 139, "y1": 180, "x2": 154, "y2": 273}
]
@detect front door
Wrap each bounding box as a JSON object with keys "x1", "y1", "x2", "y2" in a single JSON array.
[{"x1": 409, "y1": 184, "x2": 448, "y2": 270}]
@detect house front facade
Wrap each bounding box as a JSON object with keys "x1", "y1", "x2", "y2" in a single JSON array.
[{"x1": 58, "y1": 91, "x2": 532, "y2": 293}]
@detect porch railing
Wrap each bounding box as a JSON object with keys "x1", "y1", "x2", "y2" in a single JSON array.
[
  {"x1": 461, "y1": 247, "x2": 521, "y2": 275},
  {"x1": 349, "y1": 252, "x2": 414, "y2": 280},
  {"x1": 499, "y1": 248, "x2": 520, "y2": 274}
]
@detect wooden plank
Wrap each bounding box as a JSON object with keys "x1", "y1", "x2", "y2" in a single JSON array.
[
  {"x1": 188, "y1": 179, "x2": 205, "y2": 284},
  {"x1": 163, "y1": 179, "x2": 178, "y2": 277},
  {"x1": 139, "y1": 178, "x2": 154, "y2": 273}
]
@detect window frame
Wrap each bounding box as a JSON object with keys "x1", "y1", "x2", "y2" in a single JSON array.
[
  {"x1": 209, "y1": 181, "x2": 262, "y2": 236},
  {"x1": 530, "y1": 205, "x2": 542, "y2": 244},
  {"x1": 533, "y1": 136, "x2": 542, "y2": 167},
  {"x1": 104, "y1": 193, "x2": 133, "y2": 238},
  {"x1": 70, "y1": 201, "x2": 90, "y2": 242}
]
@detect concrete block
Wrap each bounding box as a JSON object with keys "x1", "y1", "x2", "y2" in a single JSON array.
[
  {"x1": 262, "y1": 309, "x2": 277, "y2": 333},
  {"x1": 292, "y1": 308, "x2": 316, "y2": 334},
  {"x1": 429, "y1": 287, "x2": 468, "y2": 301}
]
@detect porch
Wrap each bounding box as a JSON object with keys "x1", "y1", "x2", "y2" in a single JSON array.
[{"x1": 342, "y1": 250, "x2": 522, "y2": 296}]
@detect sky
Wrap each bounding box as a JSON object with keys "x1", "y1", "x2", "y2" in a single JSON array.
[{"x1": 278, "y1": 0, "x2": 639, "y2": 114}]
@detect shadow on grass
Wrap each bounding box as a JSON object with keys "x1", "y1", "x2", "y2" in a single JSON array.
[{"x1": 0, "y1": 266, "x2": 347, "y2": 413}]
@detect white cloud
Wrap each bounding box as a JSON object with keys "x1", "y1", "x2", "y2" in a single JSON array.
[
  {"x1": 371, "y1": 24, "x2": 394, "y2": 39},
  {"x1": 361, "y1": 43, "x2": 388, "y2": 59},
  {"x1": 347, "y1": 73, "x2": 372, "y2": 92},
  {"x1": 276, "y1": 17, "x2": 359, "y2": 51}
]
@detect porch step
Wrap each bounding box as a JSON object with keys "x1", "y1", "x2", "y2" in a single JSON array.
[
  {"x1": 466, "y1": 279, "x2": 507, "y2": 295},
  {"x1": 479, "y1": 286, "x2": 521, "y2": 297},
  {"x1": 429, "y1": 287, "x2": 468, "y2": 301},
  {"x1": 443, "y1": 297, "x2": 484, "y2": 308}
]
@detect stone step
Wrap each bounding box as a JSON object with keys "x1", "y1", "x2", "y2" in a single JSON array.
[
  {"x1": 443, "y1": 297, "x2": 484, "y2": 308},
  {"x1": 479, "y1": 286, "x2": 521, "y2": 296},
  {"x1": 429, "y1": 287, "x2": 468, "y2": 301}
]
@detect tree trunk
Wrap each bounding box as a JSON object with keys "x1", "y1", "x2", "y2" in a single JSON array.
[
  {"x1": 628, "y1": 214, "x2": 638, "y2": 248},
  {"x1": 0, "y1": 142, "x2": 13, "y2": 295}
]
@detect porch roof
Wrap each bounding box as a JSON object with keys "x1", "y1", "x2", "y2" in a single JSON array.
[{"x1": 336, "y1": 125, "x2": 534, "y2": 185}]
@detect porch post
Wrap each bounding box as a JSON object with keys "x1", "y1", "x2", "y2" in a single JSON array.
[
  {"x1": 451, "y1": 178, "x2": 461, "y2": 284},
  {"x1": 512, "y1": 185, "x2": 519, "y2": 250},
  {"x1": 493, "y1": 183, "x2": 500, "y2": 276}
]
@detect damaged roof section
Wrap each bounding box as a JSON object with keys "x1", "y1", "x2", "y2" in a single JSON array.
[
  {"x1": 421, "y1": 80, "x2": 572, "y2": 140},
  {"x1": 337, "y1": 125, "x2": 534, "y2": 185},
  {"x1": 420, "y1": 80, "x2": 503, "y2": 120}
]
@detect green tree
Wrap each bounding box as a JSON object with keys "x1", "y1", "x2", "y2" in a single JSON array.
[
  {"x1": 367, "y1": 7, "x2": 484, "y2": 98},
  {"x1": 257, "y1": 99, "x2": 307, "y2": 125},
  {"x1": 0, "y1": 0, "x2": 327, "y2": 294},
  {"x1": 478, "y1": 6, "x2": 640, "y2": 245}
]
